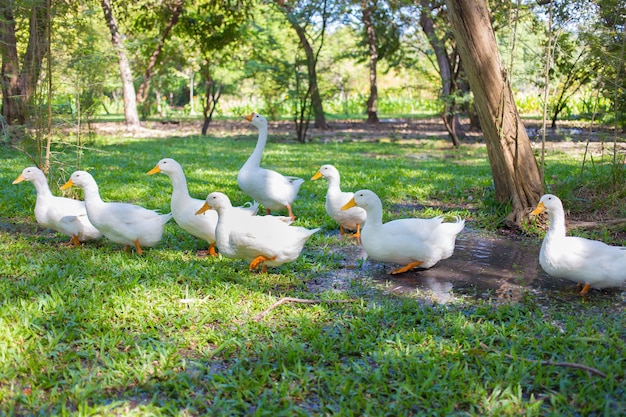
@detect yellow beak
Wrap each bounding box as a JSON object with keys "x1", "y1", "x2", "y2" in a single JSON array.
[
  {"x1": 12, "y1": 175, "x2": 25, "y2": 184},
  {"x1": 147, "y1": 165, "x2": 161, "y2": 175},
  {"x1": 341, "y1": 197, "x2": 357, "y2": 211},
  {"x1": 242, "y1": 113, "x2": 255, "y2": 122},
  {"x1": 530, "y1": 201, "x2": 546, "y2": 216},
  {"x1": 196, "y1": 201, "x2": 211, "y2": 215},
  {"x1": 311, "y1": 171, "x2": 322, "y2": 181},
  {"x1": 60, "y1": 179, "x2": 75, "y2": 190}
]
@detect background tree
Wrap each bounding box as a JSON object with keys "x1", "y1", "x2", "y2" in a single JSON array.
[
  {"x1": 178, "y1": 0, "x2": 251, "y2": 134},
  {"x1": 275, "y1": 0, "x2": 332, "y2": 129},
  {"x1": 446, "y1": 0, "x2": 544, "y2": 226},
  {"x1": 100, "y1": 0, "x2": 140, "y2": 128},
  {"x1": 0, "y1": 0, "x2": 50, "y2": 126}
]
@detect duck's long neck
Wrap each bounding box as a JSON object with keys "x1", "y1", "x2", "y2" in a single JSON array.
[
  {"x1": 244, "y1": 124, "x2": 268, "y2": 168},
  {"x1": 364, "y1": 203, "x2": 384, "y2": 228},
  {"x1": 326, "y1": 176, "x2": 342, "y2": 195},
  {"x1": 168, "y1": 170, "x2": 191, "y2": 200},
  {"x1": 32, "y1": 176, "x2": 53, "y2": 199},
  {"x1": 81, "y1": 182, "x2": 105, "y2": 207},
  {"x1": 547, "y1": 209, "x2": 567, "y2": 239}
]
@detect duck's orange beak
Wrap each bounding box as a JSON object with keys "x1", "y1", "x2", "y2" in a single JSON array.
[
  {"x1": 530, "y1": 202, "x2": 545, "y2": 216},
  {"x1": 60, "y1": 179, "x2": 74, "y2": 190},
  {"x1": 243, "y1": 113, "x2": 255, "y2": 122},
  {"x1": 196, "y1": 201, "x2": 211, "y2": 215},
  {"x1": 147, "y1": 165, "x2": 161, "y2": 175},
  {"x1": 12, "y1": 175, "x2": 25, "y2": 184},
  {"x1": 341, "y1": 197, "x2": 357, "y2": 211},
  {"x1": 311, "y1": 170, "x2": 323, "y2": 181}
]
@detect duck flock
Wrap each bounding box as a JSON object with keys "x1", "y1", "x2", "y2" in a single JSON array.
[{"x1": 12, "y1": 113, "x2": 626, "y2": 294}]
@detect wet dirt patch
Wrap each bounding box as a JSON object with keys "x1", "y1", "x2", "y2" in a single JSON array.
[{"x1": 308, "y1": 229, "x2": 626, "y2": 308}]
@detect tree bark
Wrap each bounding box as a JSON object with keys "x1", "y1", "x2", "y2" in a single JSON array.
[
  {"x1": 419, "y1": 2, "x2": 463, "y2": 146},
  {"x1": 0, "y1": 0, "x2": 49, "y2": 125},
  {"x1": 362, "y1": 1, "x2": 379, "y2": 123},
  {"x1": 291, "y1": 23, "x2": 328, "y2": 129},
  {"x1": 446, "y1": 0, "x2": 544, "y2": 226},
  {"x1": 100, "y1": 0, "x2": 140, "y2": 128}
]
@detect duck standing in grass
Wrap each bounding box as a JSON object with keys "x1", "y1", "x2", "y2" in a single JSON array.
[
  {"x1": 12, "y1": 167, "x2": 103, "y2": 246},
  {"x1": 238, "y1": 112, "x2": 304, "y2": 220},
  {"x1": 196, "y1": 192, "x2": 319, "y2": 272},
  {"x1": 61, "y1": 171, "x2": 172, "y2": 255},
  {"x1": 147, "y1": 158, "x2": 258, "y2": 256},
  {"x1": 311, "y1": 164, "x2": 366, "y2": 244},
  {"x1": 531, "y1": 193, "x2": 626, "y2": 294},
  {"x1": 342, "y1": 189, "x2": 465, "y2": 274}
]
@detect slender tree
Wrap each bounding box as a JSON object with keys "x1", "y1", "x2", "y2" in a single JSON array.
[
  {"x1": 446, "y1": 0, "x2": 544, "y2": 226},
  {"x1": 275, "y1": 0, "x2": 330, "y2": 129},
  {"x1": 100, "y1": 0, "x2": 140, "y2": 128}
]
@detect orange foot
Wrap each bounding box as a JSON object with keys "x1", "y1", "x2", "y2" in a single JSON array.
[
  {"x1": 133, "y1": 239, "x2": 144, "y2": 255},
  {"x1": 249, "y1": 255, "x2": 277, "y2": 272},
  {"x1": 390, "y1": 261, "x2": 423, "y2": 275},
  {"x1": 63, "y1": 235, "x2": 81, "y2": 247},
  {"x1": 197, "y1": 243, "x2": 218, "y2": 257},
  {"x1": 578, "y1": 283, "x2": 591, "y2": 294}
]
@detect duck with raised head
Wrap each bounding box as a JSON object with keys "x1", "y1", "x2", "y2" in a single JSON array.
[
  {"x1": 342, "y1": 189, "x2": 464, "y2": 274},
  {"x1": 13, "y1": 167, "x2": 102, "y2": 246},
  {"x1": 147, "y1": 158, "x2": 258, "y2": 256},
  {"x1": 61, "y1": 171, "x2": 172, "y2": 254},
  {"x1": 531, "y1": 193, "x2": 626, "y2": 294},
  {"x1": 238, "y1": 112, "x2": 304, "y2": 220},
  {"x1": 196, "y1": 192, "x2": 319, "y2": 272},
  {"x1": 311, "y1": 164, "x2": 366, "y2": 244}
]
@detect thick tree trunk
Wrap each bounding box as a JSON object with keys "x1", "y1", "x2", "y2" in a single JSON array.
[
  {"x1": 100, "y1": 0, "x2": 140, "y2": 128},
  {"x1": 362, "y1": 2, "x2": 379, "y2": 124},
  {"x1": 447, "y1": 0, "x2": 544, "y2": 226},
  {"x1": 0, "y1": 1, "x2": 49, "y2": 125},
  {"x1": 419, "y1": 3, "x2": 463, "y2": 146}
]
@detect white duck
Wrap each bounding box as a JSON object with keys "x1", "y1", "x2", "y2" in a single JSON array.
[
  {"x1": 342, "y1": 190, "x2": 465, "y2": 274},
  {"x1": 61, "y1": 171, "x2": 172, "y2": 254},
  {"x1": 12, "y1": 167, "x2": 102, "y2": 246},
  {"x1": 147, "y1": 158, "x2": 258, "y2": 256},
  {"x1": 531, "y1": 194, "x2": 626, "y2": 294},
  {"x1": 196, "y1": 192, "x2": 319, "y2": 272},
  {"x1": 238, "y1": 112, "x2": 304, "y2": 220},
  {"x1": 311, "y1": 164, "x2": 366, "y2": 244}
]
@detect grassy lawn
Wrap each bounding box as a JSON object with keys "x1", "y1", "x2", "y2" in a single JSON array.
[{"x1": 1, "y1": 121, "x2": 624, "y2": 416}]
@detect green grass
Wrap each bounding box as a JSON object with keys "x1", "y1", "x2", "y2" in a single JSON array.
[{"x1": 1, "y1": 127, "x2": 624, "y2": 416}]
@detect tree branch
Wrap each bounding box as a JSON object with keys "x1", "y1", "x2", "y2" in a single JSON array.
[
  {"x1": 479, "y1": 342, "x2": 607, "y2": 378},
  {"x1": 252, "y1": 297, "x2": 356, "y2": 322}
]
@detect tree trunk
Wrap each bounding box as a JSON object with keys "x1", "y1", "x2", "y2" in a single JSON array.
[
  {"x1": 135, "y1": 0, "x2": 183, "y2": 108},
  {"x1": 419, "y1": 2, "x2": 463, "y2": 146},
  {"x1": 100, "y1": 0, "x2": 140, "y2": 128},
  {"x1": 362, "y1": 1, "x2": 379, "y2": 124},
  {"x1": 291, "y1": 23, "x2": 328, "y2": 129},
  {"x1": 0, "y1": 1, "x2": 49, "y2": 125},
  {"x1": 447, "y1": 0, "x2": 544, "y2": 226}
]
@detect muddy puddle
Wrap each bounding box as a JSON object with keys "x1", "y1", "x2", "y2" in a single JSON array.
[{"x1": 307, "y1": 228, "x2": 626, "y2": 306}]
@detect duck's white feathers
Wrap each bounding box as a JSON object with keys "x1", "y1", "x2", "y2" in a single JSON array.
[
  {"x1": 65, "y1": 171, "x2": 171, "y2": 249},
  {"x1": 13, "y1": 167, "x2": 102, "y2": 243},
  {"x1": 205, "y1": 192, "x2": 319, "y2": 268},
  {"x1": 312, "y1": 164, "x2": 366, "y2": 232},
  {"x1": 533, "y1": 194, "x2": 626, "y2": 290},
  {"x1": 349, "y1": 190, "x2": 464, "y2": 269},
  {"x1": 238, "y1": 112, "x2": 303, "y2": 214},
  {"x1": 148, "y1": 158, "x2": 258, "y2": 248}
]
